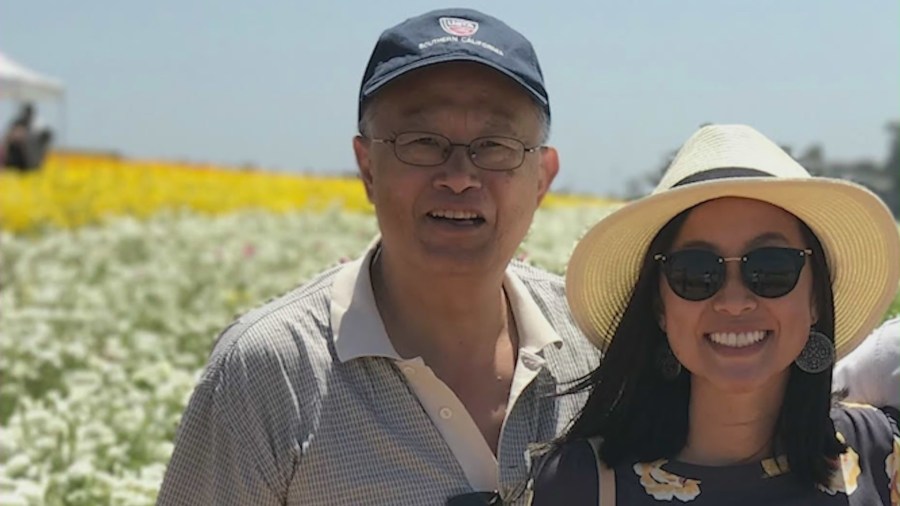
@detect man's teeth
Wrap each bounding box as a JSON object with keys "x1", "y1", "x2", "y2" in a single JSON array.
[
  {"x1": 429, "y1": 210, "x2": 480, "y2": 220},
  {"x1": 708, "y1": 331, "x2": 767, "y2": 348}
]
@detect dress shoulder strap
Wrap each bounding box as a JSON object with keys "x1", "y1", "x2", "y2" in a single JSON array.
[{"x1": 586, "y1": 437, "x2": 616, "y2": 506}]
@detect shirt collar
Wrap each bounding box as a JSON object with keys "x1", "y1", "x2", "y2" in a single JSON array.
[
  {"x1": 504, "y1": 267, "x2": 564, "y2": 354},
  {"x1": 331, "y1": 242, "x2": 401, "y2": 362},
  {"x1": 331, "y1": 240, "x2": 563, "y2": 363}
]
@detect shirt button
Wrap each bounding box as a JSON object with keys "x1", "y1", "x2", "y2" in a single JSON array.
[
  {"x1": 401, "y1": 366, "x2": 416, "y2": 376},
  {"x1": 439, "y1": 407, "x2": 453, "y2": 419},
  {"x1": 522, "y1": 355, "x2": 540, "y2": 370}
]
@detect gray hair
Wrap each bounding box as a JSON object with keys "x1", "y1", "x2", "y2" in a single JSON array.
[{"x1": 358, "y1": 97, "x2": 551, "y2": 145}]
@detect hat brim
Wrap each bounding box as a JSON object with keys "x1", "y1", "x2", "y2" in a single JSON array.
[
  {"x1": 360, "y1": 52, "x2": 549, "y2": 111},
  {"x1": 565, "y1": 177, "x2": 900, "y2": 359}
]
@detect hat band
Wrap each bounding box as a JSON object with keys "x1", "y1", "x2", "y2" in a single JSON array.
[{"x1": 672, "y1": 167, "x2": 773, "y2": 188}]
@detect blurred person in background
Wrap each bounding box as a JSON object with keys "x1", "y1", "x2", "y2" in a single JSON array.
[{"x1": 0, "y1": 102, "x2": 53, "y2": 171}]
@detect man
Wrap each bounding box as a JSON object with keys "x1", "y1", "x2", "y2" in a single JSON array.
[
  {"x1": 157, "y1": 8, "x2": 900, "y2": 505},
  {"x1": 158, "y1": 8, "x2": 599, "y2": 505}
]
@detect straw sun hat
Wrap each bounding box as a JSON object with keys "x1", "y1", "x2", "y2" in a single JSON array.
[{"x1": 566, "y1": 124, "x2": 900, "y2": 359}]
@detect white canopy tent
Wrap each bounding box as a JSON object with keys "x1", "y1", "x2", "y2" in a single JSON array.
[{"x1": 0, "y1": 50, "x2": 64, "y2": 101}]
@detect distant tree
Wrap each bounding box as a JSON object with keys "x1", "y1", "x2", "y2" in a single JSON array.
[
  {"x1": 882, "y1": 122, "x2": 899, "y2": 215},
  {"x1": 624, "y1": 148, "x2": 678, "y2": 199},
  {"x1": 797, "y1": 145, "x2": 825, "y2": 176}
]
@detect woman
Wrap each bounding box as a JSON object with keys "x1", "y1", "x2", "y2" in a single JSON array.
[{"x1": 531, "y1": 125, "x2": 900, "y2": 504}]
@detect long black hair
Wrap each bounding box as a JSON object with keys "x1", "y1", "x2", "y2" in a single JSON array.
[{"x1": 559, "y1": 204, "x2": 845, "y2": 488}]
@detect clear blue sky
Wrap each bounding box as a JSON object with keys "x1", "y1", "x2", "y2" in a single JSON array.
[{"x1": 2, "y1": 1, "x2": 897, "y2": 196}]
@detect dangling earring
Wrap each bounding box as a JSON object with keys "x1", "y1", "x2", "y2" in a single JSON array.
[
  {"x1": 656, "y1": 339, "x2": 682, "y2": 380},
  {"x1": 794, "y1": 330, "x2": 835, "y2": 374}
]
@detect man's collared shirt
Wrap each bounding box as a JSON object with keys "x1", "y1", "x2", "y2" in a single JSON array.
[{"x1": 157, "y1": 243, "x2": 600, "y2": 505}]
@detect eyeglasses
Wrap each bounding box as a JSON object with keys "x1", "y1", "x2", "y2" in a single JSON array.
[
  {"x1": 654, "y1": 246, "x2": 813, "y2": 301},
  {"x1": 368, "y1": 131, "x2": 540, "y2": 171}
]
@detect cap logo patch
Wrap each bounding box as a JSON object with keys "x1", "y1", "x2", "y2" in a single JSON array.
[{"x1": 439, "y1": 17, "x2": 479, "y2": 37}]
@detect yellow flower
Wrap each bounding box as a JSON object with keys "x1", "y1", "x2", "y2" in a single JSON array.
[
  {"x1": 1, "y1": 152, "x2": 618, "y2": 233},
  {"x1": 0, "y1": 153, "x2": 375, "y2": 232},
  {"x1": 633, "y1": 459, "x2": 701, "y2": 502},
  {"x1": 818, "y1": 432, "x2": 860, "y2": 495},
  {"x1": 887, "y1": 435, "x2": 900, "y2": 506}
]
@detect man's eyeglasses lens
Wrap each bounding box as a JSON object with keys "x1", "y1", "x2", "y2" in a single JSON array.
[
  {"x1": 657, "y1": 246, "x2": 811, "y2": 301},
  {"x1": 388, "y1": 132, "x2": 530, "y2": 171}
]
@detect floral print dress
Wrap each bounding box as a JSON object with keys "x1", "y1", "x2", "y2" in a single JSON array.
[{"x1": 532, "y1": 404, "x2": 900, "y2": 505}]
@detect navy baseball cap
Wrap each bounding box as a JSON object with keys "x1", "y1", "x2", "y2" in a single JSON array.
[{"x1": 358, "y1": 8, "x2": 550, "y2": 122}]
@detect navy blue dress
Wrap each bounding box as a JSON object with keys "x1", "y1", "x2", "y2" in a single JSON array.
[{"x1": 532, "y1": 404, "x2": 899, "y2": 505}]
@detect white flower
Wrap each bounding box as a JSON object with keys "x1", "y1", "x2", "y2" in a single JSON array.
[{"x1": 1, "y1": 205, "x2": 618, "y2": 503}]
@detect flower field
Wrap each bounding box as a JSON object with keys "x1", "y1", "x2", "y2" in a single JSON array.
[
  {"x1": 0, "y1": 154, "x2": 618, "y2": 505},
  {"x1": 0, "y1": 153, "x2": 606, "y2": 233},
  {"x1": 1, "y1": 154, "x2": 897, "y2": 505}
]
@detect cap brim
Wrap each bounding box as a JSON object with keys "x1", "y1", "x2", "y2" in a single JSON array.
[
  {"x1": 565, "y1": 177, "x2": 900, "y2": 360},
  {"x1": 361, "y1": 52, "x2": 549, "y2": 110}
]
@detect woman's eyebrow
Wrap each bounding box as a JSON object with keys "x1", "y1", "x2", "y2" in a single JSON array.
[
  {"x1": 675, "y1": 232, "x2": 790, "y2": 253},
  {"x1": 677, "y1": 239, "x2": 717, "y2": 250},
  {"x1": 744, "y1": 232, "x2": 791, "y2": 250}
]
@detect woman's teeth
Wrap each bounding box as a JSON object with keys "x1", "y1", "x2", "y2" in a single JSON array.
[{"x1": 707, "y1": 330, "x2": 768, "y2": 348}]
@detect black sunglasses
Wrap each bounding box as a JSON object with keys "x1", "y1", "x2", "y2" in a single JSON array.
[{"x1": 654, "y1": 246, "x2": 813, "y2": 301}]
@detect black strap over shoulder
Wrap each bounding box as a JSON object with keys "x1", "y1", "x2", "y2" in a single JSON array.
[{"x1": 530, "y1": 441, "x2": 600, "y2": 505}]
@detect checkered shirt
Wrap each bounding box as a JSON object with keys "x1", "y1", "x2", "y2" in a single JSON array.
[{"x1": 157, "y1": 255, "x2": 600, "y2": 505}]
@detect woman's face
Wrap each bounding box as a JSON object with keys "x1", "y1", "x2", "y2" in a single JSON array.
[{"x1": 659, "y1": 197, "x2": 817, "y2": 393}]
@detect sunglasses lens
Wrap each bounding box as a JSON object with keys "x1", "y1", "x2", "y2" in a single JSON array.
[
  {"x1": 663, "y1": 250, "x2": 724, "y2": 301},
  {"x1": 742, "y1": 247, "x2": 805, "y2": 298}
]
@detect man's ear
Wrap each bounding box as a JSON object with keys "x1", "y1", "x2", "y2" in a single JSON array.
[
  {"x1": 535, "y1": 146, "x2": 560, "y2": 205},
  {"x1": 353, "y1": 135, "x2": 375, "y2": 202}
]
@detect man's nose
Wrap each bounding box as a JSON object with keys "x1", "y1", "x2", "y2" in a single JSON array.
[{"x1": 433, "y1": 147, "x2": 482, "y2": 194}]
